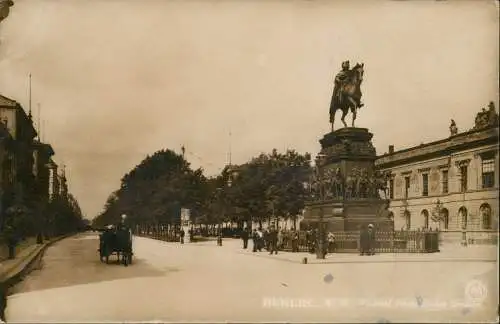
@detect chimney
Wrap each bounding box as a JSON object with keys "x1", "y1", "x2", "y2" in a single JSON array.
[{"x1": 388, "y1": 145, "x2": 394, "y2": 154}]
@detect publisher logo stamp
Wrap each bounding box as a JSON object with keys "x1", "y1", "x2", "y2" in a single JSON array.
[{"x1": 464, "y1": 279, "x2": 487, "y2": 305}]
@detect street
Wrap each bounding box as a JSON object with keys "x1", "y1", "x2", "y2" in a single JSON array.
[{"x1": 6, "y1": 233, "x2": 498, "y2": 323}]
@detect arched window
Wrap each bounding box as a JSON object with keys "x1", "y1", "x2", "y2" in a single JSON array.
[
  {"x1": 421, "y1": 209, "x2": 429, "y2": 229},
  {"x1": 459, "y1": 207, "x2": 468, "y2": 229},
  {"x1": 441, "y1": 208, "x2": 449, "y2": 230},
  {"x1": 480, "y1": 204, "x2": 492, "y2": 230},
  {"x1": 405, "y1": 210, "x2": 411, "y2": 230}
]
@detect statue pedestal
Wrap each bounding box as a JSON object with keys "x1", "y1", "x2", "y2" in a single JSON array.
[
  {"x1": 318, "y1": 127, "x2": 377, "y2": 179},
  {"x1": 302, "y1": 199, "x2": 394, "y2": 232},
  {"x1": 302, "y1": 127, "x2": 394, "y2": 233}
]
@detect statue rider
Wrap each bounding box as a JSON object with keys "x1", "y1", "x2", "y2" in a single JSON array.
[
  {"x1": 333, "y1": 61, "x2": 351, "y2": 107},
  {"x1": 332, "y1": 60, "x2": 364, "y2": 109}
]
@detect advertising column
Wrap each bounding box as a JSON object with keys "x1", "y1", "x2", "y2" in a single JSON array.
[{"x1": 181, "y1": 208, "x2": 191, "y2": 243}]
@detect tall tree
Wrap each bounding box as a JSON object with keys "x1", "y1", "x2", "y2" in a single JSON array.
[{"x1": 93, "y1": 149, "x2": 207, "y2": 228}]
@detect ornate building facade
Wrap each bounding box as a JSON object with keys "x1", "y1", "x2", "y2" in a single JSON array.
[
  {"x1": 375, "y1": 103, "x2": 499, "y2": 242},
  {"x1": 0, "y1": 94, "x2": 59, "y2": 235}
]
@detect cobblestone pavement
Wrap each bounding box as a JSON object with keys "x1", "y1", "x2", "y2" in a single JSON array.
[{"x1": 6, "y1": 233, "x2": 498, "y2": 323}]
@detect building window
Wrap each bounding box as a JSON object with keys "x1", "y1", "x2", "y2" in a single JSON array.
[
  {"x1": 480, "y1": 204, "x2": 492, "y2": 230},
  {"x1": 405, "y1": 210, "x2": 411, "y2": 230},
  {"x1": 389, "y1": 179, "x2": 394, "y2": 199},
  {"x1": 422, "y1": 173, "x2": 429, "y2": 197},
  {"x1": 404, "y1": 176, "x2": 410, "y2": 198},
  {"x1": 460, "y1": 166, "x2": 468, "y2": 192},
  {"x1": 481, "y1": 158, "x2": 495, "y2": 189},
  {"x1": 459, "y1": 207, "x2": 467, "y2": 229},
  {"x1": 441, "y1": 208, "x2": 449, "y2": 230},
  {"x1": 421, "y1": 209, "x2": 429, "y2": 229},
  {"x1": 441, "y1": 170, "x2": 449, "y2": 194}
]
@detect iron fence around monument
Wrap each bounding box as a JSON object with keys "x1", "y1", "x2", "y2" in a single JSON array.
[{"x1": 279, "y1": 230, "x2": 439, "y2": 253}]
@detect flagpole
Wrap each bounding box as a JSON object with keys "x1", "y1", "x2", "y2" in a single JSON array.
[
  {"x1": 28, "y1": 73, "x2": 32, "y2": 119},
  {"x1": 37, "y1": 103, "x2": 41, "y2": 141},
  {"x1": 229, "y1": 129, "x2": 232, "y2": 166}
]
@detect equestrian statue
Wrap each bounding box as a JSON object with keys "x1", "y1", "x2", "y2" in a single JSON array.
[{"x1": 329, "y1": 60, "x2": 364, "y2": 131}]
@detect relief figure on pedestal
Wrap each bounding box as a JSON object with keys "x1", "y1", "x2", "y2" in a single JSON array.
[
  {"x1": 372, "y1": 170, "x2": 391, "y2": 199},
  {"x1": 323, "y1": 176, "x2": 333, "y2": 199},
  {"x1": 345, "y1": 167, "x2": 359, "y2": 199},
  {"x1": 310, "y1": 179, "x2": 319, "y2": 200},
  {"x1": 331, "y1": 167, "x2": 344, "y2": 198},
  {"x1": 356, "y1": 168, "x2": 370, "y2": 198}
]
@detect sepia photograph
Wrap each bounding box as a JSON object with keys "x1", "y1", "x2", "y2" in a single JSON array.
[{"x1": 0, "y1": 0, "x2": 498, "y2": 322}]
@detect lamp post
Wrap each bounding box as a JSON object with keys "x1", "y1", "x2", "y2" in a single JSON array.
[
  {"x1": 216, "y1": 172, "x2": 233, "y2": 245},
  {"x1": 315, "y1": 154, "x2": 327, "y2": 259}
]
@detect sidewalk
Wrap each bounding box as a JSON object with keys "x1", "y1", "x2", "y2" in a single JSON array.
[
  {"x1": 0, "y1": 237, "x2": 37, "y2": 263},
  {"x1": 0, "y1": 235, "x2": 71, "y2": 288},
  {"x1": 141, "y1": 236, "x2": 498, "y2": 264},
  {"x1": 207, "y1": 238, "x2": 498, "y2": 264},
  {"x1": 239, "y1": 244, "x2": 498, "y2": 264}
]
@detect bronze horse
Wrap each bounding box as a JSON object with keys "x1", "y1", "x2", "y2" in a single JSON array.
[{"x1": 329, "y1": 63, "x2": 364, "y2": 131}]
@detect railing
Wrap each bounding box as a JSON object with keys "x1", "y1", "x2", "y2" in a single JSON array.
[
  {"x1": 133, "y1": 225, "x2": 442, "y2": 253},
  {"x1": 133, "y1": 225, "x2": 243, "y2": 241},
  {"x1": 278, "y1": 230, "x2": 440, "y2": 253},
  {"x1": 134, "y1": 228, "x2": 180, "y2": 242},
  {"x1": 133, "y1": 226, "x2": 219, "y2": 243}
]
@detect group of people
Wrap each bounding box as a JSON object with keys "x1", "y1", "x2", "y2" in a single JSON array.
[
  {"x1": 239, "y1": 227, "x2": 291, "y2": 254},
  {"x1": 238, "y1": 227, "x2": 338, "y2": 255},
  {"x1": 239, "y1": 224, "x2": 376, "y2": 256}
]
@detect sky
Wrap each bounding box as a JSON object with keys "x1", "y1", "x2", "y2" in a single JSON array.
[{"x1": 0, "y1": 0, "x2": 498, "y2": 219}]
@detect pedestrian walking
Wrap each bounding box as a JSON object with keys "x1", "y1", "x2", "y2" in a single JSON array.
[
  {"x1": 277, "y1": 229, "x2": 284, "y2": 250},
  {"x1": 188, "y1": 228, "x2": 193, "y2": 243},
  {"x1": 291, "y1": 230, "x2": 299, "y2": 252},
  {"x1": 263, "y1": 229, "x2": 270, "y2": 251},
  {"x1": 256, "y1": 228, "x2": 264, "y2": 251},
  {"x1": 359, "y1": 225, "x2": 368, "y2": 256},
  {"x1": 217, "y1": 230, "x2": 223, "y2": 246},
  {"x1": 252, "y1": 229, "x2": 258, "y2": 252},
  {"x1": 327, "y1": 231, "x2": 336, "y2": 253},
  {"x1": 268, "y1": 227, "x2": 278, "y2": 255},
  {"x1": 367, "y1": 224, "x2": 375, "y2": 255},
  {"x1": 241, "y1": 227, "x2": 249, "y2": 249},
  {"x1": 5, "y1": 224, "x2": 17, "y2": 259},
  {"x1": 180, "y1": 229, "x2": 185, "y2": 244}
]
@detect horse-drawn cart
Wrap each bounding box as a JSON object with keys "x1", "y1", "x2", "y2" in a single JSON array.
[{"x1": 98, "y1": 225, "x2": 133, "y2": 266}]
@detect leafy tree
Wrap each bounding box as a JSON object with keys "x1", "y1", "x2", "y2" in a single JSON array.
[
  {"x1": 93, "y1": 149, "x2": 207, "y2": 228},
  {"x1": 220, "y1": 149, "x2": 312, "y2": 230}
]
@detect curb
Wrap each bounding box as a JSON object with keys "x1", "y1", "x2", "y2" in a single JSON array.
[
  {"x1": 239, "y1": 251, "x2": 497, "y2": 264},
  {"x1": 0, "y1": 233, "x2": 74, "y2": 291}
]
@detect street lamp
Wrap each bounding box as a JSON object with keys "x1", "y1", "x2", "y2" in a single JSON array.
[{"x1": 315, "y1": 153, "x2": 328, "y2": 259}]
